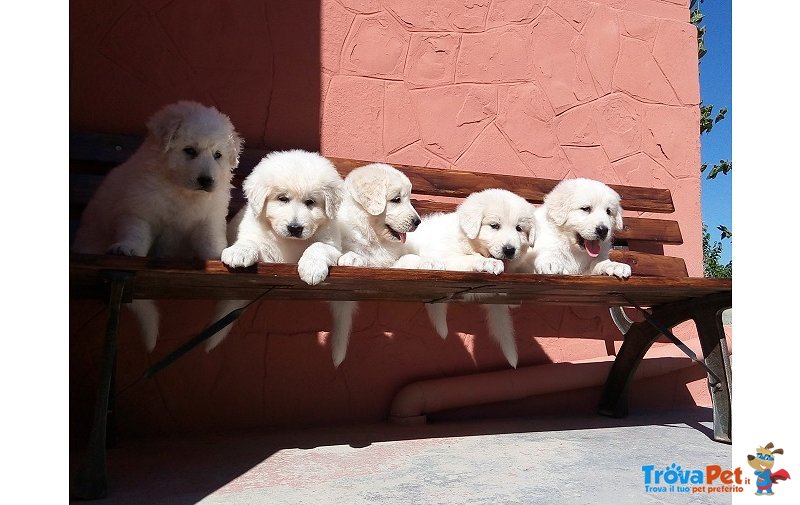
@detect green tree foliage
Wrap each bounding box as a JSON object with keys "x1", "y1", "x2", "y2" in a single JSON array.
[
  {"x1": 690, "y1": 0, "x2": 708, "y2": 58},
  {"x1": 703, "y1": 225, "x2": 732, "y2": 278},
  {"x1": 699, "y1": 103, "x2": 732, "y2": 180},
  {"x1": 699, "y1": 102, "x2": 727, "y2": 135},
  {"x1": 693, "y1": 0, "x2": 732, "y2": 277}
]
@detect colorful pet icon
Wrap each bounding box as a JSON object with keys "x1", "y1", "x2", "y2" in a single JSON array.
[{"x1": 747, "y1": 442, "x2": 791, "y2": 496}]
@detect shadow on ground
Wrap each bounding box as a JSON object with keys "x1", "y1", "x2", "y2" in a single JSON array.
[{"x1": 70, "y1": 407, "x2": 731, "y2": 505}]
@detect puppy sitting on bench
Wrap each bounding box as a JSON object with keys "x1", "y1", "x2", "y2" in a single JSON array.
[{"x1": 206, "y1": 150, "x2": 344, "y2": 351}]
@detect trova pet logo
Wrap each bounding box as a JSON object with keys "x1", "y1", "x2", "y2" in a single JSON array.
[{"x1": 641, "y1": 463, "x2": 747, "y2": 494}]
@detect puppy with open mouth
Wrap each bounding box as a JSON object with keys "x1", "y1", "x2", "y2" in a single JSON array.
[
  {"x1": 328, "y1": 163, "x2": 423, "y2": 366},
  {"x1": 336, "y1": 163, "x2": 422, "y2": 269},
  {"x1": 531, "y1": 178, "x2": 631, "y2": 278}
]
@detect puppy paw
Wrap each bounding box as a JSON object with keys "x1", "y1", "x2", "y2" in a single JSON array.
[
  {"x1": 298, "y1": 257, "x2": 330, "y2": 285},
  {"x1": 475, "y1": 257, "x2": 504, "y2": 275},
  {"x1": 418, "y1": 257, "x2": 447, "y2": 270},
  {"x1": 221, "y1": 245, "x2": 259, "y2": 268},
  {"x1": 601, "y1": 261, "x2": 632, "y2": 279},
  {"x1": 107, "y1": 242, "x2": 142, "y2": 256},
  {"x1": 338, "y1": 251, "x2": 367, "y2": 267},
  {"x1": 535, "y1": 261, "x2": 567, "y2": 275}
]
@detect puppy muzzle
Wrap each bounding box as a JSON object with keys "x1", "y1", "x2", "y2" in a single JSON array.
[
  {"x1": 576, "y1": 233, "x2": 605, "y2": 258},
  {"x1": 385, "y1": 225, "x2": 407, "y2": 243},
  {"x1": 385, "y1": 215, "x2": 420, "y2": 243},
  {"x1": 196, "y1": 175, "x2": 215, "y2": 192},
  {"x1": 287, "y1": 223, "x2": 305, "y2": 238},
  {"x1": 501, "y1": 245, "x2": 517, "y2": 259}
]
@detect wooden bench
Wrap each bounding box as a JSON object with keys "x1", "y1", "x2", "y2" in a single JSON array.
[{"x1": 69, "y1": 131, "x2": 732, "y2": 499}]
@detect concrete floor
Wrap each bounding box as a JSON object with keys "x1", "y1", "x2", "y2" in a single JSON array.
[{"x1": 70, "y1": 407, "x2": 733, "y2": 505}]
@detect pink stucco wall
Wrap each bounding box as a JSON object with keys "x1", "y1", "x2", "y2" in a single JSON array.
[
  {"x1": 319, "y1": 0, "x2": 701, "y2": 270},
  {"x1": 70, "y1": 0, "x2": 705, "y2": 439}
]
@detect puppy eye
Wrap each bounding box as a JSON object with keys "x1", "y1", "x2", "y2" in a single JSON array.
[
  {"x1": 516, "y1": 225, "x2": 523, "y2": 232},
  {"x1": 489, "y1": 223, "x2": 500, "y2": 230},
  {"x1": 606, "y1": 208, "x2": 613, "y2": 216},
  {"x1": 580, "y1": 206, "x2": 591, "y2": 213},
  {"x1": 304, "y1": 199, "x2": 315, "y2": 207},
  {"x1": 183, "y1": 147, "x2": 198, "y2": 158},
  {"x1": 390, "y1": 196, "x2": 401, "y2": 204},
  {"x1": 214, "y1": 151, "x2": 222, "y2": 160},
  {"x1": 277, "y1": 195, "x2": 290, "y2": 203}
]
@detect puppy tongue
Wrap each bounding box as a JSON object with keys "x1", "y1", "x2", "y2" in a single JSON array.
[
  {"x1": 400, "y1": 232, "x2": 407, "y2": 244},
  {"x1": 585, "y1": 240, "x2": 601, "y2": 257}
]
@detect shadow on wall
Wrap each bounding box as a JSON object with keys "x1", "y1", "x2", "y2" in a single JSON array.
[
  {"x1": 69, "y1": 0, "x2": 322, "y2": 445},
  {"x1": 69, "y1": 0, "x2": 321, "y2": 151}
]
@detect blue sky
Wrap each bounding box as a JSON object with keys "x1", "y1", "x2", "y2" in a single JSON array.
[{"x1": 697, "y1": 0, "x2": 732, "y2": 264}]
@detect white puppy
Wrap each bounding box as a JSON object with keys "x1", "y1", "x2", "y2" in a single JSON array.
[
  {"x1": 397, "y1": 188, "x2": 536, "y2": 368},
  {"x1": 72, "y1": 100, "x2": 243, "y2": 351},
  {"x1": 205, "y1": 150, "x2": 344, "y2": 351},
  {"x1": 531, "y1": 178, "x2": 631, "y2": 278},
  {"x1": 328, "y1": 163, "x2": 422, "y2": 366},
  {"x1": 337, "y1": 163, "x2": 421, "y2": 269}
]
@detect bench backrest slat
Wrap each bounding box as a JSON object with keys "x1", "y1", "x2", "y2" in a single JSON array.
[
  {"x1": 70, "y1": 131, "x2": 675, "y2": 214},
  {"x1": 69, "y1": 173, "x2": 682, "y2": 246},
  {"x1": 329, "y1": 158, "x2": 675, "y2": 214}
]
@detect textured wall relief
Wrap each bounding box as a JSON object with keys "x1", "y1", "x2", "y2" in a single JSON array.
[{"x1": 320, "y1": 0, "x2": 701, "y2": 274}]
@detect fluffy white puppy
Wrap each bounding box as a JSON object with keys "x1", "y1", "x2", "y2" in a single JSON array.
[
  {"x1": 205, "y1": 150, "x2": 344, "y2": 351},
  {"x1": 328, "y1": 163, "x2": 422, "y2": 366},
  {"x1": 531, "y1": 178, "x2": 631, "y2": 278},
  {"x1": 397, "y1": 188, "x2": 536, "y2": 368},
  {"x1": 72, "y1": 100, "x2": 243, "y2": 351},
  {"x1": 337, "y1": 163, "x2": 421, "y2": 268}
]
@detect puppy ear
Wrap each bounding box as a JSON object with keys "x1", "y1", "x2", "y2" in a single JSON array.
[
  {"x1": 225, "y1": 130, "x2": 245, "y2": 172},
  {"x1": 347, "y1": 169, "x2": 387, "y2": 215},
  {"x1": 323, "y1": 176, "x2": 344, "y2": 219},
  {"x1": 524, "y1": 204, "x2": 537, "y2": 246},
  {"x1": 242, "y1": 161, "x2": 273, "y2": 216},
  {"x1": 613, "y1": 205, "x2": 624, "y2": 231},
  {"x1": 146, "y1": 104, "x2": 184, "y2": 152},
  {"x1": 543, "y1": 183, "x2": 570, "y2": 226},
  {"x1": 458, "y1": 197, "x2": 483, "y2": 240},
  {"x1": 608, "y1": 187, "x2": 624, "y2": 231}
]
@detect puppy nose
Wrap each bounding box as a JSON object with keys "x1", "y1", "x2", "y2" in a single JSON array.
[
  {"x1": 197, "y1": 175, "x2": 214, "y2": 191},
  {"x1": 287, "y1": 224, "x2": 304, "y2": 237},
  {"x1": 502, "y1": 245, "x2": 516, "y2": 258},
  {"x1": 595, "y1": 225, "x2": 609, "y2": 240},
  {"x1": 410, "y1": 216, "x2": 421, "y2": 231}
]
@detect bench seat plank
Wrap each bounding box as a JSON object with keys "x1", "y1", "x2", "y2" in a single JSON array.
[{"x1": 70, "y1": 254, "x2": 729, "y2": 307}]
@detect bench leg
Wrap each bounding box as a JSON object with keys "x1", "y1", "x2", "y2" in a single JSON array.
[
  {"x1": 598, "y1": 293, "x2": 732, "y2": 442},
  {"x1": 693, "y1": 305, "x2": 732, "y2": 443},
  {"x1": 71, "y1": 272, "x2": 131, "y2": 500},
  {"x1": 597, "y1": 316, "x2": 661, "y2": 418}
]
